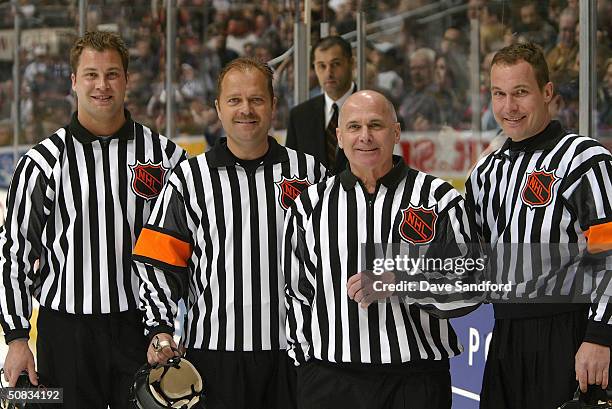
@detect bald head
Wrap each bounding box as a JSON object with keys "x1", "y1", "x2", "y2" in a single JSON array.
[{"x1": 339, "y1": 90, "x2": 398, "y2": 127}]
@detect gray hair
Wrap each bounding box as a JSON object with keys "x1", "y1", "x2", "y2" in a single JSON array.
[{"x1": 410, "y1": 47, "x2": 436, "y2": 65}]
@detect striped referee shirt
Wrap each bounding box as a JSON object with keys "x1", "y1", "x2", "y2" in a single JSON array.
[
  {"x1": 133, "y1": 138, "x2": 325, "y2": 351},
  {"x1": 465, "y1": 120, "x2": 612, "y2": 345},
  {"x1": 283, "y1": 157, "x2": 478, "y2": 366},
  {"x1": 0, "y1": 111, "x2": 186, "y2": 343}
]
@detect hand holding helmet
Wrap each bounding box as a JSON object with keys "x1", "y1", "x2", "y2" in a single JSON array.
[
  {"x1": 3, "y1": 340, "x2": 37, "y2": 387},
  {"x1": 132, "y1": 355, "x2": 205, "y2": 409},
  {"x1": 147, "y1": 333, "x2": 180, "y2": 365}
]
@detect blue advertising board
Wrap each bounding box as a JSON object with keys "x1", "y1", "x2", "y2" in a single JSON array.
[
  {"x1": 0, "y1": 146, "x2": 31, "y2": 189},
  {"x1": 450, "y1": 304, "x2": 494, "y2": 408}
]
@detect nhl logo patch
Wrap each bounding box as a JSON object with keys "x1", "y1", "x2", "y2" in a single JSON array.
[
  {"x1": 398, "y1": 205, "x2": 437, "y2": 244},
  {"x1": 129, "y1": 160, "x2": 168, "y2": 200},
  {"x1": 275, "y1": 176, "x2": 312, "y2": 210},
  {"x1": 521, "y1": 169, "x2": 558, "y2": 209}
]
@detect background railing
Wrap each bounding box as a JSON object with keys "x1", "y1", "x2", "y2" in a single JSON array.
[{"x1": 0, "y1": 0, "x2": 608, "y2": 153}]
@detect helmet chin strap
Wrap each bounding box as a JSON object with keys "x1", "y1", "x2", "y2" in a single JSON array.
[
  {"x1": 150, "y1": 358, "x2": 202, "y2": 406},
  {"x1": 558, "y1": 386, "x2": 612, "y2": 409}
]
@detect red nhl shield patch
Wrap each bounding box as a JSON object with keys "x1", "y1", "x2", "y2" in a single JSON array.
[
  {"x1": 521, "y1": 169, "x2": 557, "y2": 209},
  {"x1": 398, "y1": 205, "x2": 437, "y2": 244},
  {"x1": 275, "y1": 176, "x2": 312, "y2": 210},
  {"x1": 129, "y1": 160, "x2": 168, "y2": 200}
]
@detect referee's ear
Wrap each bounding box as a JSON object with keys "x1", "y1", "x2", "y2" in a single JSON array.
[
  {"x1": 542, "y1": 81, "x2": 553, "y2": 104},
  {"x1": 393, "y1": 122, "x2": 400, "y2": 144},
  {"x1": 215, "y1": 99, "x2": 220, "y2": 117}
]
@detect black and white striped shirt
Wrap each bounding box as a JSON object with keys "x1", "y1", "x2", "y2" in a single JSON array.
[
  {"x1": 283, "y1": 157, "x2": 478, "y2": 366},
  {"x1": 133, "y1": 138, "x2": 325, "y2": 351},
  {"x1": 0, "y1": 112, "x2": 186, "y2": 343},
  {"x1": 465, "y1": 120, "x2": 612, "y2": 345}
]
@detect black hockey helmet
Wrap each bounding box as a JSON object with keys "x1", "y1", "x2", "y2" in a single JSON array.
[{"x1": 131, "y1": 356, "x2": 205, "y2": 409}]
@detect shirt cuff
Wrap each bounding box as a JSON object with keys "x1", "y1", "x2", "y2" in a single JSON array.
[
  {"x1": 584, "y1": 320, "x2": 612, "y2": 347},
  {"x1": 4, "y1": 328, "x2": 30, "y2": 344}
]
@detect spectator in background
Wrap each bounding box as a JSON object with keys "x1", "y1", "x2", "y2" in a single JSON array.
[
  {"x1": 203, "y1": 24, "x2": 239, "y2": 88},
  {"x1": 566, "y1": 0, "x2": 579, "y2": 12},
  {"x1": 278, "y1": 16, "x2": 295, "y2": 51},
  {"x1": 595, "y1": 29, "x2": 612, "y2": 81},
  {"x1": 131, "y1": 38, "x2": 158, "y2": 82},
  {"x1": 597, "y1": 58, "x2": 612, "y2": 133},
  {"x1": 549, "y1": 77, "x2": 579, "y2": 132},
  {"x1": 548, "y1": 0, "x2": 565, "y2": 29},
  {"x1": 399, "y1": 47, "x2": 441, "y2": 131},
  {"x1": 188, "y1": 98, "x2": 223, "y2": 146},
  {"x1": 440, "y1": 27, "x2": 465, "y2": 56},
  {"x1": 546, "y1": 7, "x2": 579, "y2": 81},
  {"x1": 438, "y1": 27, "x2": 470, "y2": 95},
  {"x1": 333, "y1": 1, "x2": 357, "y2": 35},
  {"x1": 371, "y1": 43, "x2": 404, "y2": 105},
  {"x1": 243, "y1": 42, "x2": 256, "y2": 58},
  {"x1": 466, "y1": 0, "x2": 486, "y2": 21},
  {"x1": 46, "y1": 53, "x2": 72, "y2": 96},
  {"x1": 146, "y1": 71, "x2": 185, "y2": 128},
  {"x1": 516, "y1": 1, "x2": 557, "y2": 52},
  {"x1": 479, "y1": 51, "x2": 499, "y2": 132},
  {"x1": 179, "y1": 63, "x2": 207, "y2": 101},
  {"x1": 40, "y1": 98, "x2": 72, "y2": 137},
  {"x1": 0, "y1": 121, "x2": 11, "y2": 146},
  {"x1": 466, "y1": 0, "x2": 506, "y2": 55},
  {"x1": 0, "y1": 80, "x2": 11, "y2": 120},
  {"x1": 286, "y1": 36, "x2": 355, "y2": 173},
  {"x1": 254, "y1": 42, "x2": 273, "y2": 64},
  {"x1": 180, "y1": 37, "x2": 204, "y2": 71},
  {"x1": 433, "y1": 54, "x2": 464, "y2": 128},
  {"x1": 125, "y1": 70, "x2": 151, "y2": 113},
  {"x1": 226, "y1": 14, "x2": 258, "y2": 56},
  {"x1": 253, "y1": 11, "x2": 281, "y2": 57},
  {"x1": 598, "y1": 0, "x2": 612, "y2": 46},
  {"x1": 478, "y1": 2, "x2": 507, "y2": 55},
  {"x1": 23, "y1": 45, "x2": 48, "y2": 88}
]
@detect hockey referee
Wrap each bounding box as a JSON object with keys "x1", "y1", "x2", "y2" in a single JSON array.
[
  {"x1": 283, "y1": 90, "x2": 479, "y2": 409},
  {"x1": 466, "y1": 42, "x2": 612, "y2": 408},
  {"x1": 0, "y1": 31, "x2": 186, "y2": 408},
  {"x1": 133, "y1": 58, "x2": 325, "y2": 409}
]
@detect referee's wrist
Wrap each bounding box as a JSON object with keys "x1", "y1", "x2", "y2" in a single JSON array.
[
  {"x1": 147, "y1": 325, "x2": 175, "y2": 342},
  {"x1": 7, "y1": 337, "x2": 29, "y2": 346},
  {"x1": 4, "y1": 328, "x2": 30, "y2": 344}
]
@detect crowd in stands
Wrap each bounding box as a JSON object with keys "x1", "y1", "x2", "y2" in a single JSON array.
[{"x1": 0, "y1": 0, "x2": 611, "y2": 146}]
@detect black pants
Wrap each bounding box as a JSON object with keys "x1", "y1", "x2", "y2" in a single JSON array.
[
  {"x1": 36, "y1": 306, "x2": 148, "y2": 409},
  {"x1": 480, "y1": 309, "x2": 589, "y2": 409},
  {"x1": 296, "y1": 359, "x2": 452, "y2": 409},
  {"x1": 185, "y1": 348, "x2": 297, "y2": 409}
]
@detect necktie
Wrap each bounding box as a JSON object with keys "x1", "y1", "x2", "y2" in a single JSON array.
[{"x1": 325, "y1": 103, "x2": 339, "y2": 167}]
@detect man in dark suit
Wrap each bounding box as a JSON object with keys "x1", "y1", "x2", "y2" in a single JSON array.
[{"x1": 286, "y1": 36, "x2": 355, "y2": 174}]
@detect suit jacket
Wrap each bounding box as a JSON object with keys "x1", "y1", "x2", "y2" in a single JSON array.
[{"x1": 285, "y1": 94, "x2": 348, "y2": 174}]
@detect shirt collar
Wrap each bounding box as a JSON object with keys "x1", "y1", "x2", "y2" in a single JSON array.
[
  {"x1": 206, "y1": 136, "x2": 289, "y2": 168},
  {"x1": 324, "y1": 82, "x2": 356, "y2": 115},
  {"x1": 68, "y1": 109, "x2": 134, "y2": 144},
  {"x1": 339, "y1": 155, "x2": 407, "y2": 191},
  {"x1": 499, "y1": 120, "x2": 566, "y2": 153}
]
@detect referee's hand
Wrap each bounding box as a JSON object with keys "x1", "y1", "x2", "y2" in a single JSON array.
[
  {"x1": 347, "y1": 271, "x2": 395, "y2": 308},
  {"x1": 4, "y1": 339, "x2": 37, "y2": 387},
  {"x1": 147, "y1": 333, "x2": 179, "y2": 365},
  {"x1": 575, "y1": 341, "x2": 610, "y2": 392}
]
